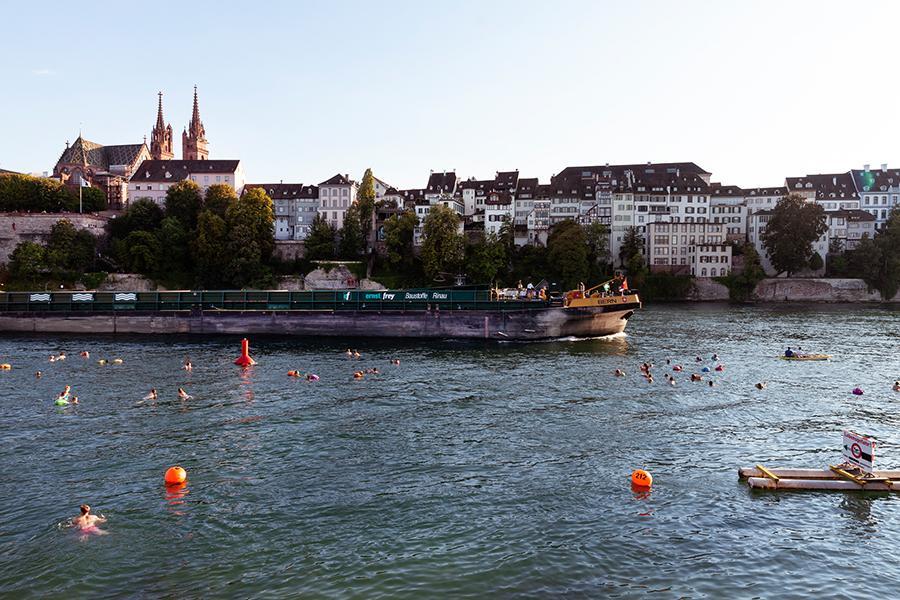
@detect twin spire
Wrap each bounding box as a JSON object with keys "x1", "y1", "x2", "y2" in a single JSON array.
[{"x1": 149, "y1": 86, "x2": 208, "y2": 161}]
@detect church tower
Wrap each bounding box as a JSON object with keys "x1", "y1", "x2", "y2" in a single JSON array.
[
  {"x1": 182, "y1": 85, "x2": 209, "y2": 160},
  {"x1": 149, "y1": 92, "x2": 174, "y2": 160}
]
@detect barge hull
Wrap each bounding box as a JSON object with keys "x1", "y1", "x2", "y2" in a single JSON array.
[{"x1": 0, "y1": 304, "x2": 637, "y2": 340}]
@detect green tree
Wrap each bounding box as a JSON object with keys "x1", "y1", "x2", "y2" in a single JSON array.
[
  {"x1": 8, "y1": 241, "x2": 47, "y2": 282},
  {"x1": 384, "y1": 210, "x2": 417, "y2": 268},
  {"x1": 584, "y1": 222, "x2": 610, "y2": 279},
  {"x1": 717, "y1": 242, "x2": 766, "y2": 301},
  {"x1": 852, "y1": 208, "x2": 900, "y2": 299},
  {"x1": 123, "y1": 230, "x2": 161, "y2": 275},
  {"x1": 193, "y1": 210, "x2": 229, "y2": 288},
  {"x1": 465, "y1": 233, "x2": 508, "y2": 284},
  {"x1": 155, "y1": 216, "x2": 191, "y2": 281},
  {"x1": 547, "y1": 220, "x2": 589, "y2": 289},
  {"x1": 509, "y1": 244, "x2": 549, "y2": 285},
  {"x1": 339, "y1": 204, "x2": 365, "y2": 259},
  {"x1": 164, "y1": 180, "x2": 203, "y2": 231},
  {"x1": 109, "y1": 198, "x2": 164, "y2": 239},
  {"x1": 46, "y1": 219, "x2": 95, "y2": 274},
  {"x1": 76, "y1": 186, "x2": 107, "y2": 212},
  {"x1": 305, "y1": 213, "x2": 337, "y2": 261},
  {"x1": 761, "y1": 194, "x2": 828, "y2": 276},
  {"x1": 222, "y1": 187, "x2": 275, "y2": 287},
  {"x1": 356, "y1": 168, "x2": 377, "y2": 244},
  {"x1": 421, "y1": 205, "x2": 464, "y2": 280},
  {"x1": 808, "y1": 251, "x2": 824, "y2": 272},
  {"x1": 205, "y1": 184, "x2": 238, "y2": 218},
  {"x1": 619, "y1": 225, "x2": 644, "y2": 267}
]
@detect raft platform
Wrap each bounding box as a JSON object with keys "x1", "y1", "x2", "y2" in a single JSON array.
[{"x1": 739, "y1": 465, "x2": 900, "y2": 492}]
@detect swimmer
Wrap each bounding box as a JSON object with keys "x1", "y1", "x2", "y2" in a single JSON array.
[
  {"x1": 287, "y1": 370, "x2": 301, "y2": 377},
  {"x1": 35, "y1": 371, "x2": 42, "y2": 379},
  {"x1": 755, "y1": 382, "x2": 767, "y2": 390},
  {"x1": 177, "y1": 388, "x2": 192, "y2": 400},
  {"x1": 690, "y1": 374, "x2": 702, "y2": 382},
  {"x1": 71, "y1": 396, "x2": 79, "y2": 404},
  {"x1": 647, "y1": 376, "x2": 654, "y2": 384},
  {"x1": 353, "y1": 351, "x2": 361, "y2": 359},
  {"x1": 306, "y1": 373, "x2": 319, "y2": 381},
  {"x1": 97, "y1": 359, "x2": 107, "y2": 366},
  {"x1": 112, "y1": 358, "x2": 123, "y2": 365},
  {"x1": 57, "y1": 353, "x2": 66, "y2": 361},
  {"x1": 183, "y1": 359, "x2": 192, "y2": 372},
  {"x1": 614, "y1": 369, "x2": 625, "y2": 377},
  {"x1": 695, "y1": 355, "x2": 702, "y2": 362},
  {"x1": 666, "y1": 358, "x2": 671, "y2": 365},
  {"x1": 669, "y1": 378, "x2": 676, "y2": 386},
  {"x1": 72, "y1": 504, "x2": 107, "y2": 535},
  {"x1": 346, "y1": 349, "x2": 353, "y2": 356},
  {"x1": 712, "y1": 353, "x2": 719, "y2": 361},
  {"x1": 49, "y1": 356, "x2": 57, "y2": 363},
  {"x1": 708, "y1": 381, "x2": 714, "y2": 387},
  {"x1": 391, "y1": 359, "x2": 401, "y2": 366},
  {"x1": 80, "y1": 351, "x2": 89, "y2": 358},
  {"x1": 143, "y1": 389, "x2": 157, "y2": 401},
  {"x1": 58, "y1": 385, "x2": 71, "y2": 398},
  {"x1": 353, "y1": 371, "x2": 364, "y2": 379},
  {"x1": 893, "y1": 381, "x2": 900, "y2": 392}
]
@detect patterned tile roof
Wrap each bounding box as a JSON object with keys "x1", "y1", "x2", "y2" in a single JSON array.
[{"x1": 56, "y1": 136, "x2": 146, "y2": 171}]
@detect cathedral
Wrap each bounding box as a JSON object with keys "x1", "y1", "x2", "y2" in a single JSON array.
[{"x1": 149, "y1": 86, "x2": 209, "y2": 161}]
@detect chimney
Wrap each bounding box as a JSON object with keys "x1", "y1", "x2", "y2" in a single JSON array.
[
  {"x1": 881, "y1": 163, "x2": 888, "y2": 172},
  {"x1": 832, "y1": 176, "x2": 837, "y2": 186},
  {"x1": 864, "y1": 164, "x2": 870, "y2": 172}
]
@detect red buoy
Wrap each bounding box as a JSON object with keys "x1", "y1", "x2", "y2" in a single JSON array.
[{"x1": 234, "y1": 338, "x2": 257, "y2": 367}]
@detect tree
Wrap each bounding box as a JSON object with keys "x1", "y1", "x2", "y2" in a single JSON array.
[
  {"x1": 109, "y1": 198, "x2": 164, "y2": 239},
  {"x1": 193, "y1": 210, "x2": 229, "y2": 288},
  {"x1": 619, "y1": 225, "x2": 644, "y2": 267},
  {"x1": 76, "y1": 186, "x2": 107, "y2": 212},
  {"x1": 339, "y1": 204, "x2": 365, "y2": 259},
  {"x1": 852, "y1": 208, "x2": 900, "y2": 299},
  {"x1": 384, "y1": 210, "x2": 417, "y2": 269},
  {"x1": 547, "y1": 220, "x2": 589, "y2": 289},
  {"x1": 46, "y1": 219, "x2": 95, "y2": 274},
  {"x1": 155, "y1": 216, "x2": 191, "y2": 280},
  {"x1": 8, "y1": 241, "x2": 47, "y2": 282},
  {"x1": 465, "y1": 233, "x2": 508, "y2": 284},
  {"x1": 164, "y1": 180, "x2": 203, "y2": 231},
  {"x1": 421, "y1": 204, "x2": 464, "y2": 280},
  {"x1": 0, "y1": 173, "x2": 72, "y2": 213},
  {"x1": 205, "y1": 184, "x2": 238, "y2": 218},
  {"x1": 305, "y1": 213, "x2": 337, "y2": 261},
  {"x1": 584, "y1": 222, "x2": 610, "y2": 280},
  {"x1": 808, "y1": 251, "x2": 824, "y2": 272},
  {"x1": 356, "y1": 168, "x2": 377, "y2": 243},
  {"x1": 222, "y1": 187, "x2": 275, "y2": 287},
  {"x1": 123, "y1": 230, "x2": 161, "y2": 275},
  {"x1": 761, "y1": 194, "x2": 828, "y2": 276}
]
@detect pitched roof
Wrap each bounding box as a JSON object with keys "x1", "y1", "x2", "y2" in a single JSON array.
[
  {"x1": 830, "y1": 209, "x2": 876, "y2": 221},
  {"x1": 745, "y1": 186, "x2": 787, "y2": 197},
  {"x1": 709, "y1": 183, "x2": 744, "y2": 197},
  {"x1": 426, "y1": 171, "x2": 457, "y2": 193},
  {"x1": 319, "y1": 173, "x2": 353, "y2": 186},
  {"x1": 515, "y1": 177, "x2": 539, "y2": 195},
  {"x1": 850, "y1": 167, "x2": 900, "y2": 194},
  {"x1": 56, "y1": 136, "x2": 146, "y2": 171},
  {"x1": 493, "y1": 170, "x2": 519, "y2": 192},
  {"x1": 243, "y1": 183, "x2": 318, "y2": 199},
  {"x1": 130, "y1": 159, "x2": 240, "y2": 182},
  {"x1": 785, "y1": 172, "x2": 858, "y2": 200}
]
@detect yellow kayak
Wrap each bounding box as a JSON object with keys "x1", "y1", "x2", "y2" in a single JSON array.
[{"x1": 780, "y1": 354, "x2": 831, "y2": 361}]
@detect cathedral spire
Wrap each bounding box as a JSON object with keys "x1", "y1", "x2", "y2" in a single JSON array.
[
  {"x1": 182, "y1": 85, "x2": 209, "y2": 160},
  {"x1": 150, "y1": 91, "x2": 174, "y2": 160}
]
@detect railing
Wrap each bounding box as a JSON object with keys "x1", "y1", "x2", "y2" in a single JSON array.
[{"x1": 0, "y1": 289, "x2": 553, "y2": 314}]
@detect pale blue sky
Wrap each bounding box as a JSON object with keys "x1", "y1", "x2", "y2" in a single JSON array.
[{"x1": 2, "y1": 0, "x2": 898, "y2": 189}]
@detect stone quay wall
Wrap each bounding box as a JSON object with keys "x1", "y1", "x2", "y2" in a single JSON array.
[{"x1": 0, "y1": 212, "x2": 108, "y2": 264}]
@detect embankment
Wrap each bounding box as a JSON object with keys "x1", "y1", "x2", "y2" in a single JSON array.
[{"x1": 690, "y1": 277, "x2": 899, "y2": 303}]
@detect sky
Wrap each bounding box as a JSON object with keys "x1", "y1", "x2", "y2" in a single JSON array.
[{"x1": 2, "y1": 0, "x2": 899, "y2": 190}]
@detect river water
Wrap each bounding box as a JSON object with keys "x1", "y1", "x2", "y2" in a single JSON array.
[{"x1": 1, "y1": 304, "x2": 899, "y2": 598}]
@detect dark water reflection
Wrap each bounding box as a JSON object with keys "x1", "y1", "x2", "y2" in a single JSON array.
[{"x1": 1, "y1": 303, "x2": 899, "y2": 597}]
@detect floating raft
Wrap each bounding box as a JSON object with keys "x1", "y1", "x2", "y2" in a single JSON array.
[
  {"x1": 739, "y1": 465, "x2": 900, "y2": 492},
  {"x1": 779, "y1": 354, "x2": 831, "y2": 361}
]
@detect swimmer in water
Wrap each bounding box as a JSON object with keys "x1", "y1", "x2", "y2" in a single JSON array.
[
  {"x1": 71, "y1": 396, "x2": 79, "y2": 404},
  {"x1": 35, "y1": 371, "x2": 42, "y2": 379},
  {"x1": 614, "y1": 369, "x2": 625, "y2": 377},
  {"x1": 755, "y1": 382, "x2": 767, "y2": 390},
  {"x1": 57, "y1": 385, "x2": 71, "y2": 399},
  {"x1": 177, "y1": 388, "x2": 191, "y2": 400},
  {"x1": 893, "y1": 381, "x2": 900, "y2": 392},
  {"x1": 346, "y1": 349, "x2": 353, "y2": 356},
  {"x1": 49, "y1": 355, "x2": 57, "y2": 363},
  {"x1": 80, "y1": 351, "x2": 89, "y2": 358},
  {"x1": 143, "y1": 389, "x2": 157, "y2": 401},
  {"x1": 183, "y1": 358, "x2": 192, "y2": 372},
  {"x1": 391, "y1": 359, "x2": 401, "y2": 366},
  {"x1": 57, "y1": 353, "x2": 66, "y2": 361},
  {"x1": 306, "y1": 373, "x2": 319, "y2": 381},
  {"x1": 72, "y1": 504, "x2": 107, "y2": 535},
  {"x1": 708, "y1": 381, "x2": 714, "y2": 387}
]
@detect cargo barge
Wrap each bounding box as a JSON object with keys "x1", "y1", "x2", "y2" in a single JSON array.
[{"x1": 0, "y1": 281, "x2": 640, "y2": 340}]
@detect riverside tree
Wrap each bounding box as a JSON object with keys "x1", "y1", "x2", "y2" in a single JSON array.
[
  {"x1": 547, "y1": 220, "x2": 589, "y2": 289},
  {"x1": 164, "y1": 180, "x2": 204, "y2": 231},
  {"x1": 421, "y1": 204, "x2": 465, "y2": 281},
  {"x1": 465, "y1": 233, "x2": 508, "y2": 284},
  {"x1": 305, "y1": 213, "x2": 337, "y2": 261},
  {"x1": 8, "y1": 241, "x2": 47, "y2": 284},
  {"x1": 204, "y1": 184, "x2": 238, "y2": 218},
  {"x1": 193, "y1": 210, "x2": 228, "y2": 288},
  {"x1": 45, "y1": 219, "x2": 96, "y2": 275},
  {"x1": 339, "y1": 204, "x2": 365, "y2": 259},
  {"x1": 223, "y1": 187, "x2": 275, "y2": 287},
  {"x1": 619, "y1": 226, "x2": 644, "y2": 268},
  {"x1": 356, "y1": 169, "x2": 376, "y2": 243},
  {"x1": 761, "y1": 194, "x2": 828, "y2": 276},
  {"x1": 852, "y1": 207, "x2": 900, "y2": 299},
  {"x1": 383, "y1": 210, "x2": 417, "y2": 270}
]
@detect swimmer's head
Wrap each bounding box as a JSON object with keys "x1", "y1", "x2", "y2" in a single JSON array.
[{"x1": 80, "y1": 504, "x2": 90, "y2": 515}]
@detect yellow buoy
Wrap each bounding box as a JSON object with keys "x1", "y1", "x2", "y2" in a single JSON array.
[{"x1": 631, "y1": 469, "x2": 652, "y2": 488}]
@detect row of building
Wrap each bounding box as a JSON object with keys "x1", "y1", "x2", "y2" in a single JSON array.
[{"x1": 45, "y1": 91, "x2": 895, "y2": 278}]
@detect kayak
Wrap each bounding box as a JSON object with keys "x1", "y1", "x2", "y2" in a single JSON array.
[{"x1": 780, "y1": 354, "x2": 830, "y2": 361}]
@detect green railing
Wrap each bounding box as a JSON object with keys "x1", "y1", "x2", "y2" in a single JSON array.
[{"x1": 0, "y1": 290, "x2": 552, "y2": 313}]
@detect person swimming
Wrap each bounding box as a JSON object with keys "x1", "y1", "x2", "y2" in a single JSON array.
[
  {"x1": 756, "y1": 382, "x2": 767, "y2": 390},
  {"x1": 306, "y1": 373, "x2": 319, "y2": 381},
  {"x1": 614, "y1": 369, "x2": 625, "y2": 377},
  {"x1": 690, "y1": 374, "x2": 702, "y2": 382},
  {"x1": 80, "y1": 351, "x2": 89, "y2": 358},
  {"x1": 35, "y1": 371, "x2": 42, "y2": 379},
  {"x1": 177, "y1": 388, "x2": 192, "y2": 400},
  {"x1": 143, "y1": 389, "x2": 157, "y2": 400},
  {"x1": 391, "y1": 359, "x2": 401, "y2": 366},
  {"x1": 72, "y1": 504, "x2": 107, "y2": 535},
  {"x1": 183, "y1": 359, "x2": 193, "y2": 372},
  {"x1": 894, "y1": 381, "x2": 900, "y2": 392},
  {"x1": 71, "y1": 396, "x2": 79, "y2": 404},
  {"x1": 353, "y1": 351, "x2": 361, "y2": 359}
]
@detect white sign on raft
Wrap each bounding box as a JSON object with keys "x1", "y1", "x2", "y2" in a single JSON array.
[{"x1": 842, "y1": 430, "x2": 876, "y2": 473}]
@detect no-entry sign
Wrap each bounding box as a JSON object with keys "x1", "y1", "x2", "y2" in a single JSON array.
[{"x1": 843, "y1": 430, "x2": 876, "y2": 473}]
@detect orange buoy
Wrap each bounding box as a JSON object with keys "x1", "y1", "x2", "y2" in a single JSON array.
[
  {"x1": 234, "y1": 338, "x2": 257, "y2": 367},
  {"x1": 165, "y1": 466, "x2": 187, "y2": 486},
  {"x1": 631, "y1": 469, "x2": 652, "y2": 488}
]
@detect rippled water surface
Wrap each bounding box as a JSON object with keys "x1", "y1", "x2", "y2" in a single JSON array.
[{"x1": 1, "y1": 303, "x2": 900, "y2": 598}]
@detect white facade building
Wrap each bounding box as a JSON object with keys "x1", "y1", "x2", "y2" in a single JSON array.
[
  {"x1": 128, "y1": 159, "x2": 245, "y2": 206},
  {"x1": 245, "y1": 183, "x2": 318, "y2": 240},
  {"x1": 850, "y1": 165, "x2": 900, "y2": 229},
  {"x1": 318, "y1": 173, "x2": 358, "y2": 230},
  {"x1": 645, "y1": 221, "x2": 731, "y2": 276}
]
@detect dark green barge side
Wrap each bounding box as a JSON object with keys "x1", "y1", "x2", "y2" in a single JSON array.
[{"x1": 0, "y1": 289, "x2": 641, "y2": 340}]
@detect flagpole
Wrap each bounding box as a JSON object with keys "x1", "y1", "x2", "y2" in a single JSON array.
[{"x1": 79, "y1": 181, "x2": 83, "y2": 214}]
